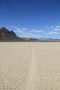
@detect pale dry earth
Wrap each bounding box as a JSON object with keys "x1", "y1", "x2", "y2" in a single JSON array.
[{"x1": 0, "y1": 42, "x2": 60, "y2": 90}]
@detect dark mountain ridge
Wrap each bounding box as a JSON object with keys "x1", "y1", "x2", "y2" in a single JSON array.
[
  {"x1": 0, "y1": 27, "x2": 24, "y2": 41},
  {"x1": 0, "y1": 27, "x2": 60, "y2": 42}
]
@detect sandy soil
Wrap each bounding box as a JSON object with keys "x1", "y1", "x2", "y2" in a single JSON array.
[{"x1": 0, "y1": 42, "x2": 60, "y2": 90}]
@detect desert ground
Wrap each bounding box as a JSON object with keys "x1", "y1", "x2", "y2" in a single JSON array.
[{"x1": 0, "y1": 42, "x2": 60, "y2": 90}]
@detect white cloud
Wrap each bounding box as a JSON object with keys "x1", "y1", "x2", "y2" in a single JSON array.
[
  {"x1": 55, "y1": 25, "x2": 60, "y2": 28},
  {"x1": 50, "y1": 26, "x2": 54, "y2": 29},
  {"x1": 48, "y1": 25, "x2": 60, "y2": 35},
  {"x1": 8, "y1": 26, "x2": 44, "y2": 38},
  {"x1": 9, "y1": 26, "x2": 22, "y2": 32},
  {"x1": 54, "y1": 25, "x2": 60, "y2": 32},
  {"x1": 8, "y1": 24, "x2": 60, "y2": 38},
  {"x1": 30, "y1": 29, "x2": 43, "y2": 33},
  {"x1": 22, "y1": 28, "x2": 27, "y2": 31},
  {"x1": 32, "y1": 34, "x2": 41, "y2": 38},
  {"x1": 48, "y1": 31, "x2": 59, "y2": 35},
  {"x1": 9, "y1": 26, "x2": 32, "y2": 37},
  {"x1": 9, "y1": 26, "x2": 27, "y2": 34}
]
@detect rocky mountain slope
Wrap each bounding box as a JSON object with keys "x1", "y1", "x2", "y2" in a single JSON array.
[
  {"x1": 0, "y1": 27, "x2": 60, "y2": 42},
  {"x1": 0, "y1": 27, "x2": 24, "y2": 41}
]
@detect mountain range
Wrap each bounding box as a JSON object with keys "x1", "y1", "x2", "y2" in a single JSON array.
[
  {"x1": 0, "y1": 27, "x2": 60, "y2": 42},
  {"x1": 0, "y1": 27, "x2": 24, "y2": 41}
]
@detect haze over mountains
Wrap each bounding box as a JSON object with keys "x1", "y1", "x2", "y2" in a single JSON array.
[{"x1": 0, "y1": 27, "x2": 60, "y2": 42}]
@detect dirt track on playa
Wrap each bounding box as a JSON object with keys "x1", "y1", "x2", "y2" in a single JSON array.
[{"x1": 0, "y1": 42, "x2": 60, "y2": 90}]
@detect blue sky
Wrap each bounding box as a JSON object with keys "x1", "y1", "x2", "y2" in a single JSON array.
[{"x1": 0, "y1": 0, "x2": 60, "y2": 38}]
